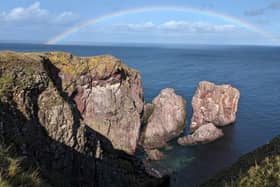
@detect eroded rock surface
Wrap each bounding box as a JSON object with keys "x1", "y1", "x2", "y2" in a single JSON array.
[
  {"x1": 141, "y1": 88, "x2": 186, "y2": 149},
  {"x1": 45, "y1": 52, "x2": 144, "y2": 155},
  {"x1": 190, "y1": 81, "x2": 240, "y2": 132},
  {"x1": 0, "y1": 51, "x2": 167, "y2": 187},
  {"x1": 178, "y1": 123, "x2": 223, "y2": 145}
]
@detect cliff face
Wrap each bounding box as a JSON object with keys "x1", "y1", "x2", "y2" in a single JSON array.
[
  {"x1": 0, "y1": 51, "x2": 167, "y2": 187},
  {"x1": 43, "y1": 52, "x2": 144, "y2": 155}
]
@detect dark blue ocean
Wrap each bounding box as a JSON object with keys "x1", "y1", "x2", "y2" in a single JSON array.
[{"x1": 1, "y1": 43, "x2": 280, "y2": 186}]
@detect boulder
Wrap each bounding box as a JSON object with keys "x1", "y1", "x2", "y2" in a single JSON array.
[
  {"x1": 141, "y1": 88, "x2": 186, "y2": 149},
  {"x1": 178, "y1": 123, "x2": 223, "y2": 145},
  {"x1": 146, "y1": 149, "x2": 164, "y2": 161},
  {"x1": 190, "y1": 81, "x2": 240, "y2": 132}
]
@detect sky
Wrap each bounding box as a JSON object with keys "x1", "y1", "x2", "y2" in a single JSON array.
[{"x1": 0, "y1": 0, "x2": 279, "y2": 45}]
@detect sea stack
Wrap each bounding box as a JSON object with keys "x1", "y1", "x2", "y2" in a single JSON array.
[
  {"x1": 141, "y1": 88, "x2": 186, "y2": 149},
  {"x1": 190, "y1": 81, "x2": 240, "y2": 132},
  {"x1": 178, "y1": 81, "x2": 240, "y2": 145}
]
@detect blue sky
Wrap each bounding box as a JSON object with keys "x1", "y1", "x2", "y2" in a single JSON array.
[{"x1": 0, "y1": 0, "x2": 279, "y2": 45}]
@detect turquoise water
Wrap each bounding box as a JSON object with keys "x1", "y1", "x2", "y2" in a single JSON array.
[{"x1": 1, "y1": 43, "x2": 280, "y2": 186}]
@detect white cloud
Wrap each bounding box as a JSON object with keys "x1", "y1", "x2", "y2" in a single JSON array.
[
  {"x1": 160, "y1": 21, "x2": 236, "y2": 32},
  {"x1": 128, "y1": 22, "x2": 155, "y2": 29},
  {"x1": 116, "y1": 21, "x2": 236, "y2": 33},
  {"x1": 53, "y1": 11, "x2": 79, "y2": 24},
  {"x1": 0, "y1": 2, "x2": 78, "y2": 24},
  {"x1": 5, "y1": 2, "x2": 48, "y2": 21},
  {"x1": 116, "y1": 22, "x2": 155, "y2": 30}
]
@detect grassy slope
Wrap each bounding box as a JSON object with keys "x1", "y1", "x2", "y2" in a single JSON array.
[
  {"x1": 200, "y1": 135, "x2": 280, "y2": 187},
  {"x1": 0, "y1": 146, "x2": 50, "y2": 187}
]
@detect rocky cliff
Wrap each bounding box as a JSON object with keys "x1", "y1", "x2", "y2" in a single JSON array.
[
  {"x1": 44, "y1": 52, "x2": 144, "y2": 155},
  {"x1": 0, "y1": 51, "x2": 168, "y2": 187}
]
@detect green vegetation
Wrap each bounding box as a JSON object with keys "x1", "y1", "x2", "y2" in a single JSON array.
[
  {"x1": 0, "y1": 74, "x2": 12, "y2": 100},
  {"x1": 0, "y1": 146, "x2": 50, "y2": 187},
  {"x1": 225, "y1": 156, "x2": 280, "y2": 187},
  {"x1": 201, "y1": 136, "x2": 280, "y2": 187},
  {"x1": 47, "y1": 52, "x2": 138, "y2": 79},
  {"x1": 0, "y1": 51, "x2": 46, "y2": 101}
]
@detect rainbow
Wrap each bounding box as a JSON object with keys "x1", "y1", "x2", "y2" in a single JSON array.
[{"x1": 46, "y1": 5, "x2": 277, "y2": 44}]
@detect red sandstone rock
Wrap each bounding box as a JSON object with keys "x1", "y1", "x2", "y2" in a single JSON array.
[
  {"x1": 190, "y1": 81, "x2": 240, "y2": 132},
  {"x1": 141, "y1": 88, "x2": 186, "y2": 149},
  {"x1": 178, "y1": 123, "x2": 224, "y2": 145}
]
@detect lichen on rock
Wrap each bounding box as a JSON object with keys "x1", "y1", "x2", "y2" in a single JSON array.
[
  {"x1": 0, "y1": 51, "x2": 167, "y2": 187},
  {"x1": 44, "y1": 52, "x2": 144, "y2": 155}
]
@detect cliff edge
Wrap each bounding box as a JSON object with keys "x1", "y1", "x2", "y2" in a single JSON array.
[{"x1": 0, "y1": 51, "x2": 168, "y2": 187}]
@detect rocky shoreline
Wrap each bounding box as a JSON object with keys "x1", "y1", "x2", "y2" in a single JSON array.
[{"x1": 0, "y1": 51, "x2": 240, "y2": 186}]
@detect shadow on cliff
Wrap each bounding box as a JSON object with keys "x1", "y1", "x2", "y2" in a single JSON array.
[{"x1": 0, "y1": 57, "x2": 169, "y2": 187}]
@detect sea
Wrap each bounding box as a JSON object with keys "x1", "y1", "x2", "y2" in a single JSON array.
[{"x1": 1, "y1": 43, "x2": 280, "y2": 186}]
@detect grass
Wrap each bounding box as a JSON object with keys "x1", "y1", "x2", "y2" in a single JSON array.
[
  {"x1": 0, "y1": 146, "x2": 50, "y2": 187},
  {"x1": 0, "y1": 74, "x2": 12, "y2": 100},
  {"x1": 200, "y1": 135, "x2": 280, "y2": 187},
  {"x1": 225, "y1": 155, "x2": 280, "y2": 187}
]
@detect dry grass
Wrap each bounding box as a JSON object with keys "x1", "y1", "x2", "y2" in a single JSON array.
[
  {"x1": 0, "y1": 146, "x2": 50, "y2": 187},
  {"x1": 225, "y1": 155, "x2": 280, "y2": 187},
  {"x1": 200, "y1": 136, "x2": 280, "y2": 187}
]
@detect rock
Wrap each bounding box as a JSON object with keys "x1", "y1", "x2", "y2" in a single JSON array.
[
  {"x1": 143, "y1": 103, "x2": 154, "y2": 125},
  {"x1": 45, "y1": 52, "x2": 144, "y2": 155},
  {"x1": 178, "y1": 123, "x2": 224, "y2": 145},
  {"x1": 0, "y1": 51, "x2": 166, "y2": 187},
  {"x1": 190, "y1": 81, "x2": 240, "y2": 132},
  {"x1": 144, "y1": 160, "x2": 172, "y2": 179},
  {"x1": 141, "y1": 88, "x2": 186, "y2": 149},
  {"x1": 146, "y1": 149, "x2": 164, "y2": 161}
]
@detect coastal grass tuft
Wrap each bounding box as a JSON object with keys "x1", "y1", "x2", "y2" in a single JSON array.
[
  {"x1": 0, "y1": 74, "x2": 12, "y2": 100},
  {"x1": 225, "y1": 155, "x2": 280, "y2": 187},
  {"x1": 200, "y1": 135, "x2": 280, "y2": 187},
  {"x1": 0, "y1": 146, "x2": 50, "y2": 187}
]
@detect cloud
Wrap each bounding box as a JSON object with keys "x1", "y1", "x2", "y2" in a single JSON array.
[
  {"x1": 52, "y1": 11, "x2": 79, "y2": 24},
  {"x1": 244, "y1": 9, "x2": 265, "y2": 16},
  {"x1": 3, "y1": 2, "x2": 48, "y2": 21},
  {"x1": 267, "y1": 1, "x2": 280, "y2": 9},
  {"x1": 115, "y1": 22, "x2": 155, "y2": 30},
  {"x1": 0, "y1": 2, "x2": 78, "y2": 24},
  {"x1": 159, "y1": 21, "x2": 235, "y2": 32},
  {"x1": 245, "y1": 1, "x2": 280, "y2": 16},
  {"x1": 115, "y1": 21, "x2": 236, "y2": 33},
  {"x1": 127, "y1": 22, "x2": 155, "y2": 30}
]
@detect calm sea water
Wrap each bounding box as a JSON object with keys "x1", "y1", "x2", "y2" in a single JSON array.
[{"x1": 1, "y1": 43, "x2": 280, "y2": 186}]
